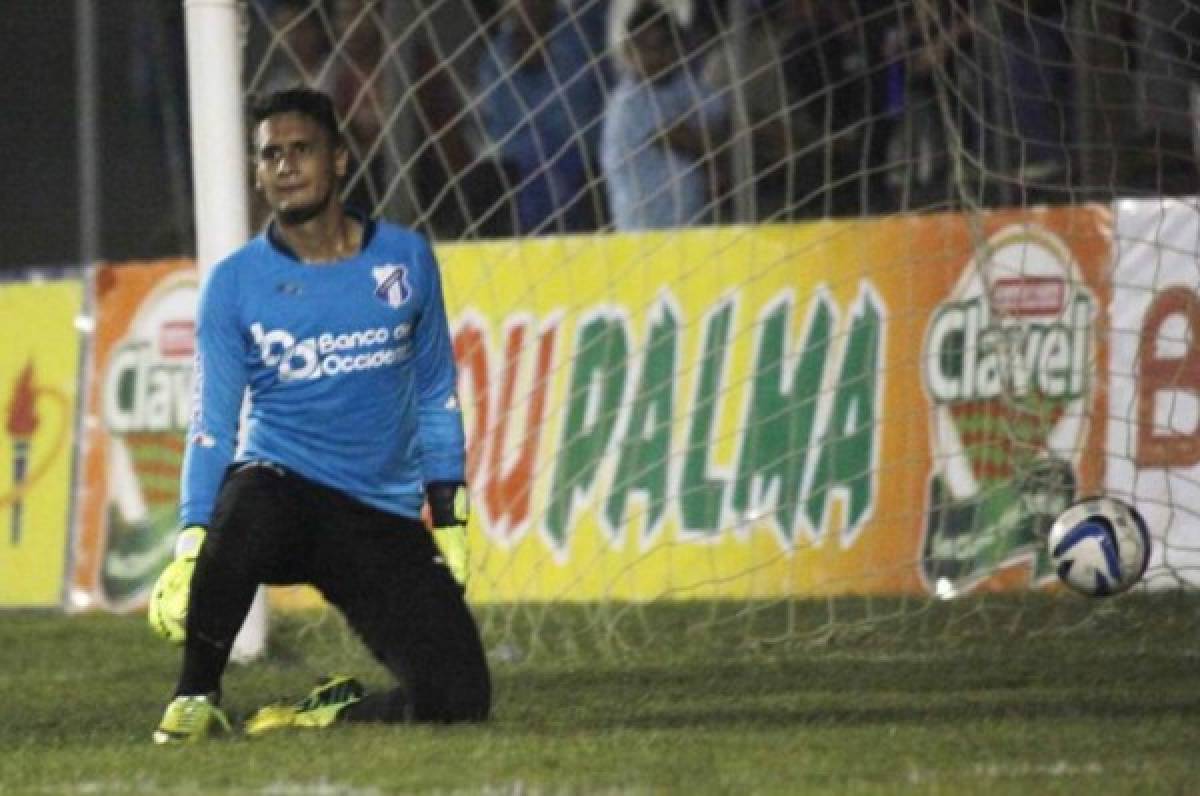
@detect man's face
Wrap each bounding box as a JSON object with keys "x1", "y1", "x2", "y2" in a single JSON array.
[
  {"x1": 253, "y1": 112, "x2": 347, "y2": 224},
  {"x1": 629, "y1": 25, "x2": 679, "y2": 81}
]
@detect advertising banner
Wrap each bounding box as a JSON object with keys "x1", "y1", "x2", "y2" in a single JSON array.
[
  {"x1": 71, "y1": 261, "x2": 197, "y2": 610},
  {"x1": 441, "y1": 208, "x2": 1113, "y2": 601},
  {"x1": 1109, "y1": 198, "x2": 1200, "y2": 588},
  {"x1": 0, "y1": 277, "x2": 84, "y2": 606},
  {"x1": 64, "y1": 210, "x2": 1114, "y2": 610}
]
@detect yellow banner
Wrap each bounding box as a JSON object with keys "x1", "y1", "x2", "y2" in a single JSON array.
[
  {"x1": 439, "y1": 209, "x2": 1112, "y2": 601},
  {"x1": 0, "y1": 279, "x2": 83, "y2": 606},
  {"x1": 61, "y1": 212, "x2": 1113, "y2": 611}
]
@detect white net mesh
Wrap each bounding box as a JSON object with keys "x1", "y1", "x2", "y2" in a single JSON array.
[
  {"x1": 237, "y1": 0, "x2": 1200, "y2": 655},
  {"x1": 244, "y1": 0, "x2": 1200, "y2": 233}
]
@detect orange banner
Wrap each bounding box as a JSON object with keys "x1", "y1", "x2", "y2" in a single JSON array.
[{"x1": 71, "y1": 261, "x2": 197, "y2": 611}]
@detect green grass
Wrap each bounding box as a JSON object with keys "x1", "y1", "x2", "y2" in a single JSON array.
[{"x1": 2, "y1": 594, "x2": 1199, "y2": 794}]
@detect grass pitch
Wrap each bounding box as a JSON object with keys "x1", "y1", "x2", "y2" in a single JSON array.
[{"x1": 1, "y1": 594, "x2": 1198, "y2": 794}]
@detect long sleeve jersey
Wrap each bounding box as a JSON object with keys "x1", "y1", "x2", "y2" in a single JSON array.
[{"x1": 179, "y1": 218, "x2": 465, "y2": 527}]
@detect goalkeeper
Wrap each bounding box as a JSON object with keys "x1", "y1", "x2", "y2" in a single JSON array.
[{"x1": 151, "y1": 88, "x2": 490, "y2": 744}]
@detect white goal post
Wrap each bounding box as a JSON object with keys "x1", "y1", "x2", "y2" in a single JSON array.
[{"x1": 183, "y1": 0, "x2": 267, "y2": 663}]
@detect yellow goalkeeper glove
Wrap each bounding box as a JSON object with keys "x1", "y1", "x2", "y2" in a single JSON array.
[
  {"x1": 428, "y1": 482, "x2": 469, "y2": 589},
  {"x1": 147, "y1": 526, "x2": 206, "y2": 644}
]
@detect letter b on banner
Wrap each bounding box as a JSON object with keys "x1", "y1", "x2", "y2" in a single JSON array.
[{"x1": 1137, "y1": 287, "x2": 1200, "y2": 468}]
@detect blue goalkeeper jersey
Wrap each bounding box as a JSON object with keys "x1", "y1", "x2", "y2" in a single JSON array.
[{"x1": 179, "y1": 217, "x2": 465, "y2": 527}]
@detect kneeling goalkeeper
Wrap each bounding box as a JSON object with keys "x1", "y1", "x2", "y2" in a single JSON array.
[{"x1": 151, "y1": 88, "x2": 490, "y2": 743}]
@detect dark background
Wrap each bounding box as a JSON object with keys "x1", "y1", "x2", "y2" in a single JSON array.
[
  {"x1": 4, "y1": 1, "x2": 1196, "y2": 270},
  {"x1": 1, "y1": 3, "x2": 186, "y2": 270}
]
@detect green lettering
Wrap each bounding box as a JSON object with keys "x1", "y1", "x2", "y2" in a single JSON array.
[
  {"x1": 680, "y1": 302, "x2": 733, "y2": 535},
  {"x1": 606, "y1": 305, "x2": 678, "y2": 539},
  {"x1": 806, "y1": 291, "x2": 882, "y2": 536},
  {"x1": 545, "y1": 316, "x2": 629, "y2": 545},
  {"x1": 733, "y1": 297, "x2": 832, "y2": 540}
]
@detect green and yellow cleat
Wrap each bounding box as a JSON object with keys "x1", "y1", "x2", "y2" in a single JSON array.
[
  {"x1": 245, "y1": 675, "x2": 365, "y2": 736},
  {"x1": 153, "y1": 694, "x2": 231, "y2": 744}
]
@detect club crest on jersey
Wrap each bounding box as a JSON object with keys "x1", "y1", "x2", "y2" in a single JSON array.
[{"x1": 372, "y1": 264, "x2": 411, "y2": 309}]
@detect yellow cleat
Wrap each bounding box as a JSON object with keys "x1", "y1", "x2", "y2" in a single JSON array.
[
  {"x1": 245, "y1": 676, "x2": 365, "y2": 736},
  {"x1": 153, "y1": 694, "x2": 231, "y2": 744}
]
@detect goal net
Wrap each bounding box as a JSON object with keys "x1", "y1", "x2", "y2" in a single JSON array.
[{"x1": 233, "y1": 0, "x2": 1200, "y2": 657}]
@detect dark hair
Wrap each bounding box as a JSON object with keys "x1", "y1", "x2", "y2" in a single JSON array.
[
  {"x1": 625, "y1": 1, "x2": 674, "y2": 38},
  {"x1": 249, "y1": 87, "x2": 342, "y2": 145},
  {"x1": 265, "y1": 0, "x2": 312, "y2": 15}
]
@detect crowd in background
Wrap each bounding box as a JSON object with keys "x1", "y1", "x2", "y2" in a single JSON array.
[{"x1": 155, "y1": 0, "x2": 1200, "y2": 240}]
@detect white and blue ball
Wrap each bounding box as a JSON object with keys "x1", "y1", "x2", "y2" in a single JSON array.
[{"x1": 1047, "y1": 496, "x2": 1150, "y2": 597}]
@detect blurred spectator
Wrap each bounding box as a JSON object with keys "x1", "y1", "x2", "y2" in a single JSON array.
[
  {"x1": 474, "y1": 0, "x2": 612, "y2": 234},
  {"x1": 601, "y1": 1, "x2": 730, "y2": 230},
  {"x1": 881, "y1": 0, "x2": 975, "y2": 210},
  {"x1": 702, "y1": 0, "x2": 822, "y2": 221},
  {"x1": 412, "y1": 31, "x2": 510, "y2": 239},
  {"x1": 324, "y1": 0, "x2": 390, "y2": 212},
  {"x1": 996, "y1": 0, "x2": 1075, "y2": 185},
  {"x1": 608, "y1": 0, "x2": 697, "y2": 54},
  {"x1": 259, "y1": 0, "x2": 333, "y2": 94},
  {"x1": 328, "y1": 0, "x2": 386, "y2": 145},
  {"x1": 778, "y1": 0, "x2": 884, "y2": 217},
  {"x1": 1136, "y1": 0, "x2": 1200, "y2": 146}
]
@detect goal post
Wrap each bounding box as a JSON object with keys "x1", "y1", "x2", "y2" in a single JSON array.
[
  {"x1": 205, "y1": 0, "x2": 1200, "y2": 656},
  {"x1": 182, "y1": 0, "x2": 267, "y2": 663},
  {"x1": 184, "y1": 0, "x2": 249, "y2": 269}
]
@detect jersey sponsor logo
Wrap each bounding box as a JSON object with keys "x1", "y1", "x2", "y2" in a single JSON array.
[
  {"x1": 373, "y1": 264, "x2": 411, "y2": 309},
  {"x1": 250, "y1": 322, "x2": 412, "y2": 382}
]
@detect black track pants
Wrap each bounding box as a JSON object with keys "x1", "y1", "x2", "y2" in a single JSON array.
[{"x1": 178, "y1": 461, "x2": 491, "y2": 723}]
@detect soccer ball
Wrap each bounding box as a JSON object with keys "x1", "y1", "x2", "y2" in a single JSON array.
[{"x1": 1047, "y1": 496, "x2": 1151, "y2": 597}]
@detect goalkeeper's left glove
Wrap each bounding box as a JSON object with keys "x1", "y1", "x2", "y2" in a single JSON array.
[
  {"x1": 427, "y1": 482, "x2": 469, "y2": 589},
  {"x1": 147, "y1": 526, "x2": 206, "y2": 644}
]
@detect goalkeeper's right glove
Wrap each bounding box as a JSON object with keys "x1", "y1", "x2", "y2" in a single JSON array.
[{"x1": 147, "y1": 526, "x2": 206, "y2": 644}]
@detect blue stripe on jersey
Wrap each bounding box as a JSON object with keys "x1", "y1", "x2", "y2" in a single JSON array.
[{"x1": 180, "y1": 219, "x2": 465, "y2": 526}]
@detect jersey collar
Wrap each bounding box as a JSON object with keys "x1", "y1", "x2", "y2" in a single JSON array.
[{"x1": 265, "y1": 207, "x2": 377, "y2": 263}]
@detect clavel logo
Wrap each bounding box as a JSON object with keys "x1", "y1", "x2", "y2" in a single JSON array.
[
  {"x1": 99, "y1": 272, "x2": 198, "y2": 606},
  {"x1": 103, "y1": 290, "x2": 195, "y2": 435},
  {"x1": 920, "y1": 225, "x2": 1094, "y2": 593},
  {"x1": 251, "y1": 322, "x2": 412, "y2": 381}
]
